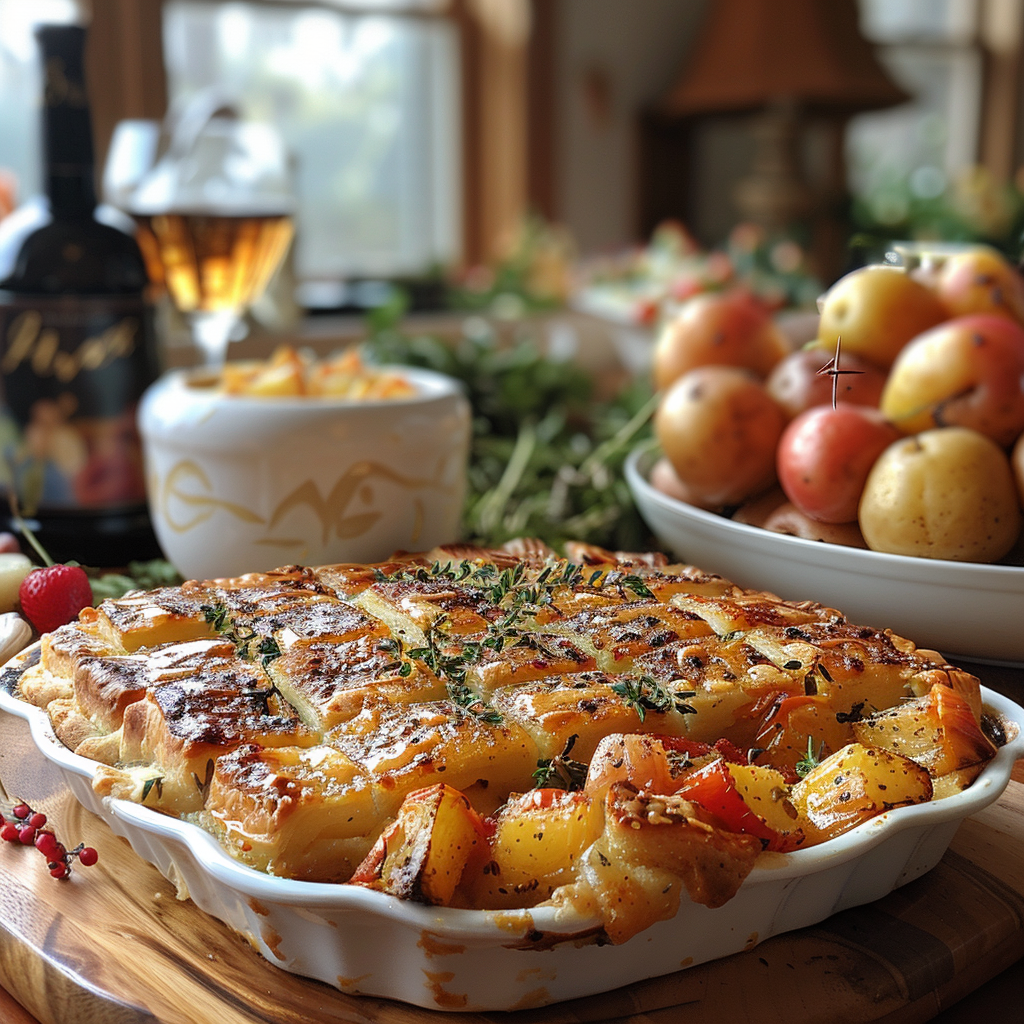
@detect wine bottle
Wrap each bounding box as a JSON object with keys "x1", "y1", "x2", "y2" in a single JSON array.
[{"x1": 0, "y1": 24, "x2": 162, "y2": 566}]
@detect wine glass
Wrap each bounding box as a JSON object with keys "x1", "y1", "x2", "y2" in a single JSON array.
[{"x1": 126, "y1": 94, "x2": 296, "y2": 368}]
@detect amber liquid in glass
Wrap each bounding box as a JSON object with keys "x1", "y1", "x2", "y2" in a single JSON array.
[{"x1": 138, "y1": 212, "x2": 294, "y2": 314}]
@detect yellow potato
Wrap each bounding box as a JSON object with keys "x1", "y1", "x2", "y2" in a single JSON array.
[
  {"x1": 792, "y1": 742, "x2": 933, "y2": 845},
  {"x1": 816, "y1": 265, "x2": 946, "y2": 369},
  {"x1": 654, "y1": 366, "x2": 785, "y2": 506},
  {"x1": 858, "y1": 427, "x2": 1022, "y2": 562},
  {"x1": 350, "y1": 783, "x2": 485, "y2": 905},
  {"x1": 463, "y1": 788, "x2": 603, "y2": 909},
  {"x1": 879, "y1": 314, "x2": 1024, "y2": 445}
]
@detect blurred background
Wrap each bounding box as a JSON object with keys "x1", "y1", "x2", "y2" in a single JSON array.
[{"x1": 3, "y1": 0, "x2": 1024, "y2": 355}]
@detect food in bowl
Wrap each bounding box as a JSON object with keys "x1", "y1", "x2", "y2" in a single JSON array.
[
  {"x1": 138, "y1": 362, "x2": 471, "y2": 580},
  {"x1": 216, "y1": 345, "x2": 417, "y2": 400},
  {"x1": 11, "y1": 540, "x2": 1011, "y2": 947},
  {"x1": 651, "y1": 246, "x2": 1024, "y2": 565}
]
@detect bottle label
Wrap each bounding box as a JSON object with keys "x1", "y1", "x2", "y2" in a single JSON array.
[{"x1": 0, "y1": 293, "x2": 158, "y2": 515}]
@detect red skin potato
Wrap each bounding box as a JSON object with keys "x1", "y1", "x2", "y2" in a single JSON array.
[
  {"x1": 880, "y1": 313, "x2": 1024, "y2": 446},
  {"x1": 776, "y1": 404, "x2": 901, "y2": 524},
  {"x1": 765, "y1": 348, "x2": 887, "y2": 421},
  {"x1": 653, "y1": 288, "x2": 790, "y2": 391}
]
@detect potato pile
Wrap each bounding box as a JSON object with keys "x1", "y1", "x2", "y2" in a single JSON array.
[{"x1": 651, "y1": 247, "x2": 1024, "y2": 563}]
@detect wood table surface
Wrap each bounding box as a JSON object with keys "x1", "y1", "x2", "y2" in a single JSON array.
[{"x1": 0, "y1": 659, "x2": 1021, "y2": 1024}]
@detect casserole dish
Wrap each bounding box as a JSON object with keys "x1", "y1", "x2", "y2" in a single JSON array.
[{"x1": 2, "y1": 637, "x2": 1020, "y2": 1012}]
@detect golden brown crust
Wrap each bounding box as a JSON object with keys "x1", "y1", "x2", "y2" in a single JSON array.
[{"x1": 16, "y1": 542, "x2": 996, "y2": 946}]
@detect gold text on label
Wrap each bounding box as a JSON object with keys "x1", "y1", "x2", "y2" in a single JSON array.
[{"x1": 1, "y1": 311, "x2": 139, "y2": 381}]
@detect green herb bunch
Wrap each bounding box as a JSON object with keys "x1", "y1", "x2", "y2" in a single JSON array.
[{"x1": 364, "y1": 294, "x2": 656, "y2": 552}]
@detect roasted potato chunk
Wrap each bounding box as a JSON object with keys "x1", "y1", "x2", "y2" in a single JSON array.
[
  {"x1": 575, "y1": 782, "x2": 763, "y2": 943},
  {"x1": 852, "y1": 683, "x2": 998, "y2": 796},
  {"x1": 350, "y1": 784, "x2": 487, "y2": 905},
  {"x1": 463, "y1": 788, "x2": 603, "y2": 910},
  {"x1": 792, "y1": 743, "x2": 933, "y2": 845},
  {"x1": 852, "y1": 683, "x2": 997, "y2": 776}
]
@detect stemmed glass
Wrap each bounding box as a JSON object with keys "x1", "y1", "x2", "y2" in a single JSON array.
[{"x1": 126, "y1": 94, "x2": 295, "y2": 367}]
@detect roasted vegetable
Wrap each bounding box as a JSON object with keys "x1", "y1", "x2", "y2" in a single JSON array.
[
  {"x1": 462, "y1": 787, "x2": 603, "y2": 910},
  {"x1": 350, "y1": 784, "x2": 488, "y2": 905},
  {"x1": 792, "y1": 743, "x2": 933, "y2": 844},
  {"x1": 852, "y1": 683, "x2": 998, "y2": 796}
]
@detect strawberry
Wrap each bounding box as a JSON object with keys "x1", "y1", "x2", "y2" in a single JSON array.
[{"x1": 18, "y1": 565, "x2": 94, "y2": 634}]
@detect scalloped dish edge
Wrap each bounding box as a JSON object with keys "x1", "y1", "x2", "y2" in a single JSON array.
[{"x1": 1, "y1": 640, "x2": 1022, "y2": 1011}]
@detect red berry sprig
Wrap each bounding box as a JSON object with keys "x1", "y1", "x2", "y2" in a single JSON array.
[{"x1": 1, "y1": 799, "x2": 97, "y2": 880}]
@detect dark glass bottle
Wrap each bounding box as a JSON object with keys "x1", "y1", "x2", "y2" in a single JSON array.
[{"x1": 0, "y1": 24, "x2": 162, "y2": 565}]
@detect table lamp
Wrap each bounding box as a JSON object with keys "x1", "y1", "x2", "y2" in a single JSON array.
[{"x1": 662, "y1": 0, "x2": 909, "y2": 238}]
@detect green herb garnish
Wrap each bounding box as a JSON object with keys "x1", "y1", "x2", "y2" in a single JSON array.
[
  {"x1": 611, "y1": 675, "x2": 696, "y2": 722},
  {"x1": 256, "y1": 636, "x2": 282, "y2": 668},
  {"x1": 446, "y1": 680, "x2": 503, "y2": 725},
  {"x1": 795, "y1": 737, "x2": 824, "y2": 779},
  {"x1": 364, "y1": 305, "x2": 656, "y2": 551},
  {"x1": 533, "y1": 735, "x2": 588, "y2": 791},
  {"x1": 141, "y1": 776, "x2": 164, "y2": 802}
]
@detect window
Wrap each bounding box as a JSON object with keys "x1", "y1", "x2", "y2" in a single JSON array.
[
  {"x1": 847, "y1": 0, "x2": 984, "y2": 214},
  {"x1": 162, "y1": 0, "x2": 462, "y2": 289},
  {"x1": 0, "y1": 0, "x2": 83, "y2": 212}
]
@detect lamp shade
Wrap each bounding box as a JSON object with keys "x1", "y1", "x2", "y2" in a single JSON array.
[{"x1": 662, "y1": 0, "x2": 910, "y2": 117}]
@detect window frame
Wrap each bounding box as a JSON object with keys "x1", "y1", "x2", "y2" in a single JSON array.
[{"x1": 86, "y1": 0, "x2": 550, "y2": 275}]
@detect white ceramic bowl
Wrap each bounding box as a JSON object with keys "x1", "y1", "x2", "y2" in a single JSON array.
[
  {"x1": 626, "y1": 444, "x2": 1024, "y2": 665},
  {"x1": 138, "y1": 367, "x2": 471, "y2": 580},
  {"x1": 1, "y1": 643, "x2": 1020, "y2": 1011}
]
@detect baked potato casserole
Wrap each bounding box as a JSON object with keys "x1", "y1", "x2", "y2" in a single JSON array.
[{"x1": 12, "y1": 540, "x2": 1006, "y2": 944}]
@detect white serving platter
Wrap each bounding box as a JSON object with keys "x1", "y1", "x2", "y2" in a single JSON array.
[
  {"x1": 626, "y1": 444, "x2": 1024, "y2": 666},
  {"x1": 1, "y1": 643, "x2": 1021, "y2": 1012}
]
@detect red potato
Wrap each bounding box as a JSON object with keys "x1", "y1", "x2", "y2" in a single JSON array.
[
  {"x1": 760, "y1": 503, "x2": 868, "y2": 548},
  {"x1": 776, "y1": 404, "x2": 901, "y2": 523},
  {"x1": 880, "y1": 313, "x2": 1024, "y2": 446},
  {"x1": 655, "y1": 366, "x2": 786, "y2": 507},
  {"x1": 765, "y1": 347, "x2": 887, "y2": 420},
  {"x1": 652, "y1": 288, "x2": 790, "y2": 391},
  {"x1": 932, "y1": 245, "x2": 1024, "y2": 325}
]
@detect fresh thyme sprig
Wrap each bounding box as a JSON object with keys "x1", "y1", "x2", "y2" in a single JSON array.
[
  {"x1": 256, "y1": 636, "x2": 282, "y2": 668},
  {"x1": 380, "y1": 558, "x2": 677, "y2": 728},
  {"x1": 201, "y1": 603, "x2": 260, "y2": 659},
  {"x1": 405, "y1": 622, "x2": 503, "y2": 725},
  {"x1": 533, "y1": 734, "x2": 588, "y2": 791},
  {"x1": 446, "y1": 680, "x2": 503, "y2": 725},
  {"x1": 611, "y1": 675, "x2": 697, "y2": 722},
  {"x1": 795, "y1": 737, "x2": 825, "y2": 779}
]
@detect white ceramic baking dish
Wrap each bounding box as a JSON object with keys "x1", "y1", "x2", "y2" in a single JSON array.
[{"x1": 1, "y1": 643, "x2": 1021, "y2": 1012}]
